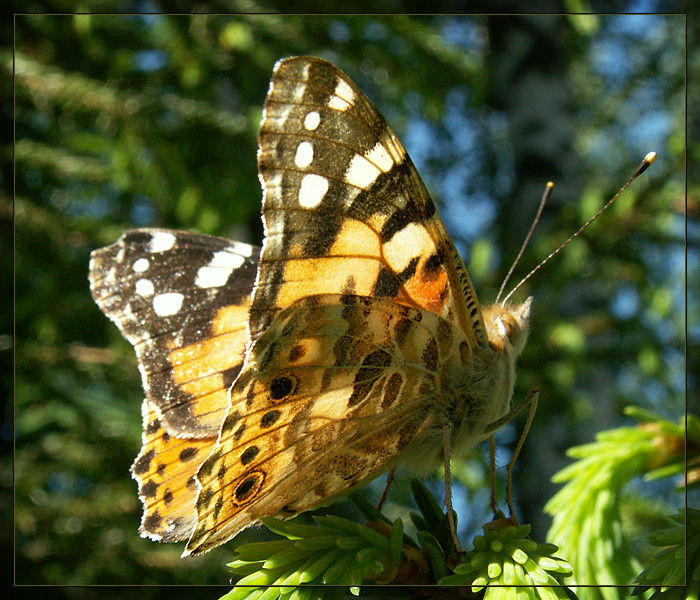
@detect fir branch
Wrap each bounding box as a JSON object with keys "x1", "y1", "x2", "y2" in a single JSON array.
[
  {"x1": 545, "y1": 408, "x2": 689, "y2": 598},
  {"x1": 223, "y1": 514, "x2": 418, "y2": 599},
  {"x1": 11, "y1": 50, "x2": 247, "y2": 132},
  {"x1": 632, "y1": 508, "x2": 700, "y2": 600},
  {"x1": 439, "y1": 521, "x2": 573, "y2": 599},
  {"x1": 223, "y1": 481, "x2": 574, "y2": 599}
]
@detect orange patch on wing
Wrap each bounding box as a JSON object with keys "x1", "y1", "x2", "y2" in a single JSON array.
[
  {"x1": 134, "y1": 399, "x2": 218, "y2": 541},
  {"x1": 380, "y1": 221, "x2": 450, "y2": 313},
  {"x1": 403, "y1": 258, "x2": 449, "y2": 314},
  {"x1": 328, "y1": 219, "x2": 381, "y2": 256},
  {"x1": 169, "y1": 331, "x2": 245, "y2": 381},
  {"x1": 278, "y1": 257, "x2": 382, "y2": 305},
  {"x1": 140, "y1": 427, "x2": 212, "y2": 483},
  {"x1": 166, "y1": 306, "x2": 250, "y2": 430},
  {"x1": 185, "y1": 388, "x2": 230, "y2": 424},
  {"x1": 212, "y1": 304, "x2": 250, "y2": 335}
]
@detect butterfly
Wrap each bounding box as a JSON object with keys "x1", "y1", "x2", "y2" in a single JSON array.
[{"x1": 89, "y1": 56, "x2": 532, "y2": 557}]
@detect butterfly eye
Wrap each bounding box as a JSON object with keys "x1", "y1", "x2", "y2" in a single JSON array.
[
  {"x1": 496, "y1": 313, "x2": 522, "y2": 344},
  {"x1": 507, "y1": 314, "x2": 522, "y2": 340}
]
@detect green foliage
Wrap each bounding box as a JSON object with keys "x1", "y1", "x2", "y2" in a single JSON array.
[
  {"x1": 546, "y1": 427, "x2": 654, "y2": 589},
  {"x1": 545, "y1": 408, "x2": 690, "y2": 599},
  {"x1": 223, "y1": 516, "x2": 398, "y2": 600},
  {"x1": 439, "y1": 523, "x2": 573, "y2": 598},
  {"x1": 632, "y1": 508, "x2": 700, "y2": 600},
  {"x1": 225, "y1": 481, "x2": 573, "y2": 599}
]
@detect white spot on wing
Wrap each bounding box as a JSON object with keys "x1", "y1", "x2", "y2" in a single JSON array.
[
  {"x1": 298, "y1": 174, "x2": 329, "y2": 208},
  {"x1": 135, "y1": 279, "x2": 154, "y2": 296},
  {"x1": 195, "y1": 250, "x2": 245, "y2": 289},
  {"x1": 329, "y1": 96, "x2": 350, "y2": 111},
  {"x1": 133, "y1": 258, "x2": 149, "y2": 272},
  {"x1": 383, "y1": 222, "x2": 433, "y2": 272},
  {"x1": 346, "y1": 154, "x2": 381, "y2": 188},
  {"x1": 294, "y1": 141, "x2": 314, "y2": 169},
  {"x1": 328, "y1": 78, "x2": 354, "y2": 112},
  {"x1": 230, "y1": 242, "x2": 255, "y2": 257},
  {"x1": 149, "y1": 232, "x2": 176, "y2": 253},
  {"x1": 292, "y1": 83, "x2": 306, "y2": 102},
  {"x1": 303, "y1": 111, "x2": 320, "y2": 130},
  {"x1": 366, "y1": 142, "x2": 394, "y2": 173},
  {"x1": 153, "y1": 292, "x2": 184, "y2": 316},
  {"x1": 346, "y1": 142, "x2": 395, "y2": 189}
]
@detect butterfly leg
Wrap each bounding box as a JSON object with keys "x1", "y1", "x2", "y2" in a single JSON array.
[
  {"x1": 376, "y1": 468, "x2": 395, "y2": 511},
  {"x1": 442, "y1": 422, "x2": 462, "y2": 553},
  {"x1": 484, "y1": 389, "x2": 539, "y2": 519},
  {"x1": 504, "y1": 390, "x2": 538, "y2": 518}
]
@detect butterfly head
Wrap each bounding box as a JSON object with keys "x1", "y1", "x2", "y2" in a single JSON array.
[{"x1": 481, "y1": 297, "x2": 532, "y2": 356}]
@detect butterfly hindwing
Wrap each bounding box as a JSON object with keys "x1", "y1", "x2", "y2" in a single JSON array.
[
  {"x1": 89, "y1": 228, "x2": 259, "y2": 436},
  {"x1": 185, "y1": 294, "x2": 472, "y2": 555},
  {"x1": 131, "y1": 398, "x2": 218, "y2": 542},
  {"x1": 89, "y1": 229, "x2": 260, "y2": 542},
  {"x1": 252, "y1": 56, "x2": 488, "y2": 349}
]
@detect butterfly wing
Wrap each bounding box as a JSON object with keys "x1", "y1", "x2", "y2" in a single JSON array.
[
  {"x1": 89, "y1": 228, "x2": 259, "y2": 436},
  {"x1": 185, "y1": 294, "x2": 472, "y2": 556},
  {"x1": 131, "y1": 398, "x2": 218, "y2": 541},
  {"x1": 252, "y1": 56, "x2": 488, "y2": 349},
  {"x1": 184, "y1": 56, "x2": 493, "y2": 555},
  {"x1": 89, "y1": 229, "x2": 259, "y2": 541}
]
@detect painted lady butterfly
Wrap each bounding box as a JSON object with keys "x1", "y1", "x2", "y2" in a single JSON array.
[{"x1": 89, "y1": 56, "x2": 533, "y2": 556}]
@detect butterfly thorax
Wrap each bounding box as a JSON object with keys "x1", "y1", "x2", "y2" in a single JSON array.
[{"x1": 396, "y1": 298, "x2": 532, "y2": 473}]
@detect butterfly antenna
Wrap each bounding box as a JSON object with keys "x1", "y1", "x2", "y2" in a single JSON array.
[
  {"x1": 501, "y1": 151, "x2": 657, "y2": 307},
  {"x1": 495, "y1": 181, "x2": 554, "y2": 305}
]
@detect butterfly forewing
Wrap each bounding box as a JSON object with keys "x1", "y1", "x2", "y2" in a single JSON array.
[
  {"x1": 89, "y1": 229, "x2": 259, "y2": 436},
  {"x1": 252, "y1": 56, "x2": 488, "y2": 349}
]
